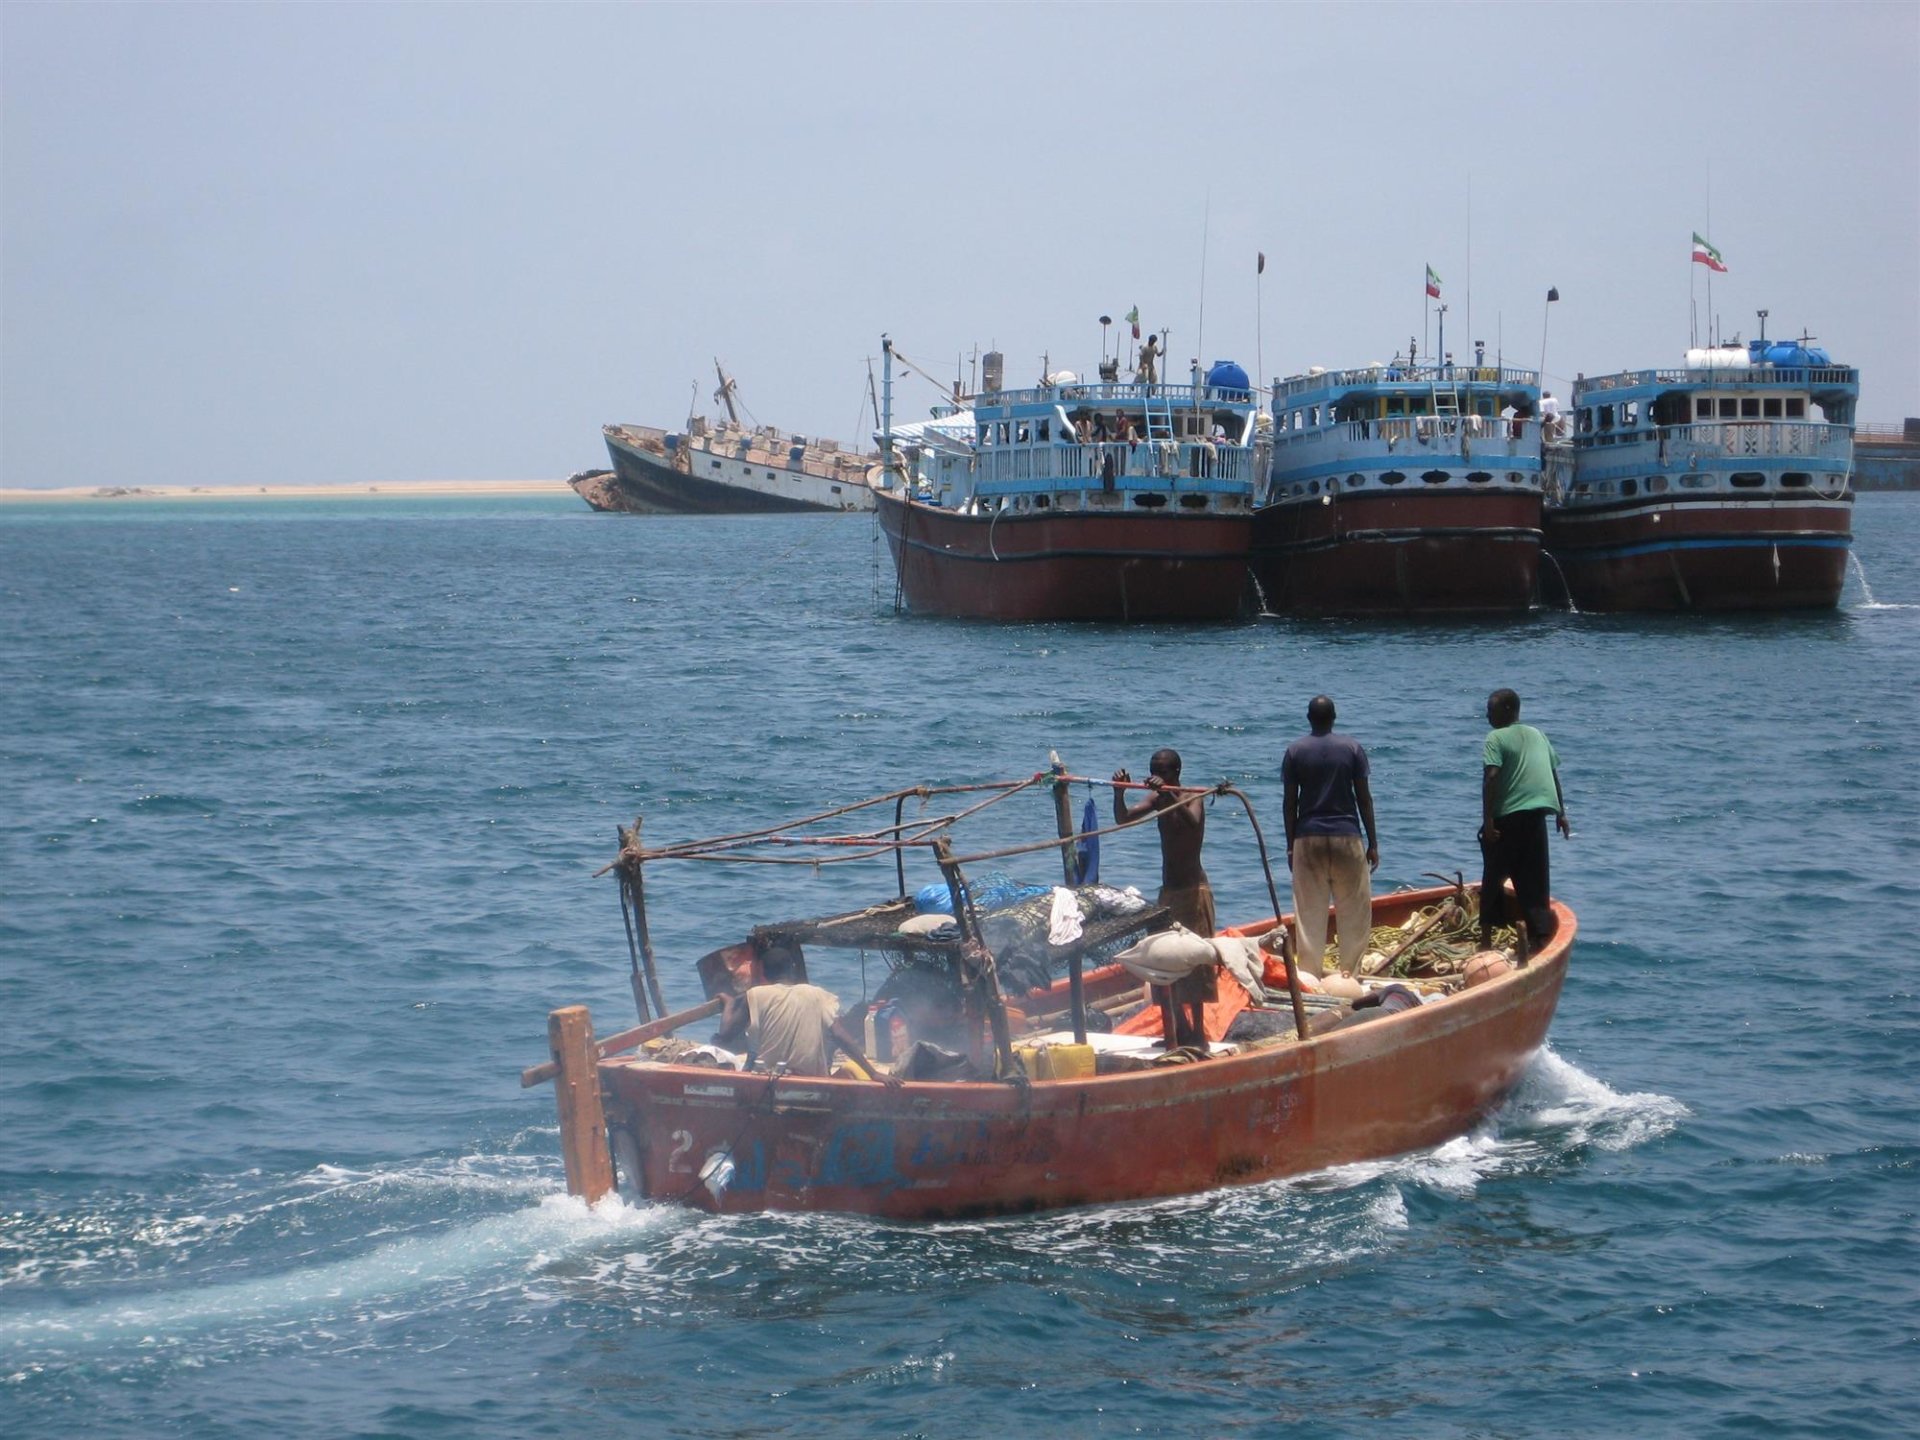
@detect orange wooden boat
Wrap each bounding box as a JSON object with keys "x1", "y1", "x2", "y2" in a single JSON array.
[{"x1": 523, "y1": 772, "x2": 1574, "y2": 1219}]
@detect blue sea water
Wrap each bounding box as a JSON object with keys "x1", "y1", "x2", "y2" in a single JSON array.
[{"x1": 2, "y1": 491, "x2": 1916, "y2": 1438}]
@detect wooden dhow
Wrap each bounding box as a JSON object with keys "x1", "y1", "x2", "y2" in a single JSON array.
[
  {"x1": 524, "y1": 766, "x2": 1574, "y2": 1219},
  {"x1": 872, "y1": 338, "x2": 1261, "y2": 621}
]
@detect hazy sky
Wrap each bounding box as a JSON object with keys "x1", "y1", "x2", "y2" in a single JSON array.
[{"x1": 4, "y1": 2, "x2": 1916, "y2": 488}]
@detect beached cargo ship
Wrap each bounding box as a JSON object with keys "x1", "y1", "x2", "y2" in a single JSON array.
[{"x1": 578, "y1": 362, "x2": 878, "y2": 515}]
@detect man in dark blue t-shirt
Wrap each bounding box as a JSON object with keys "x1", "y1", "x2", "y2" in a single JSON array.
[{"x1": 1282, "y1": 695, "x2": 1379, "y2": 976}]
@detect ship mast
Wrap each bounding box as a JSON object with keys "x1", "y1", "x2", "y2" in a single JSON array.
[{"x1": 712, "y1": 360, "x2": 741, "y2": 426}]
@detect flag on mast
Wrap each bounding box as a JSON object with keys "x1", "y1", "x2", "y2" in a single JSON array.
[
  {"x1": 1691, "y1": 233, "x2": 1728, "y2": 273},
  {"x1": 1126, "y1": 305, "x2": 1140, "y2": 340},
  {"x1": 1257, "y1": 252, "x2": 1266, "y2": 275},
  {"x1": 1425, "y1": 265, "x2": 1442, "y2": 299}
]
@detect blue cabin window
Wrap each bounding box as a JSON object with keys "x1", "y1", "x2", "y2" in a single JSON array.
[
  {"x1": 1740, "y1": 399, "x2": 1760, "y2": 419},
  {"x1": 1786, "y1": 399, "x2": 1806, "y2": 418},
  {"x1": 1763, "y1": 399, "x2": 1782, "y2": 418},
  {"x1": 1696, "y1": 399, "x2": 1714, "y2": 418}
]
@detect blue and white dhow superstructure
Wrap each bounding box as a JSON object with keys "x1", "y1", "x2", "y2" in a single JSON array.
[
  {"x1": 1542, "y1": 323, "x2": 1856, "y2": 610},
  {"x1": 1252, "y1": 354, "x2": 1551, "y2": 613},
  {"x1": 578, "y1": 361, "x2": 879, "y2": 515},
  {"x1": 873, "y1": 340, "x2": 1261, "y2": 621}
]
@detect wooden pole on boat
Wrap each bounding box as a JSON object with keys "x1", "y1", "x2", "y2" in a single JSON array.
[
  {"x1": 1048, "y1": 754, "x2": 1089, "y2": 1043},
  {"x1": 1278, "y1": 925, "x2": 1311, "y2": 1043},
  {"x1": 933, "y1": 838, "x2": 1018, "y2": 1076},
  {"x1": 621, "y1": 819, "x2": 669, "y2": 1021},
  {"x1": 1048, "y1": 754, "x2": 1082, "y2": 888},
  {"x1": 547, "y1": 1005, "x2": 614, "y2": 1204}
]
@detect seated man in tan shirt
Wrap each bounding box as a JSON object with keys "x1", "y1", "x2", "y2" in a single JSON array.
[{"x1": 717, "y1": 947, "x2": 896, "y2": 1084}]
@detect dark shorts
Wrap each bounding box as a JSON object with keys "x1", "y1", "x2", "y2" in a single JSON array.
[{"x1": 1480, "y1": 808, "x2": 1557, "y2": 941}]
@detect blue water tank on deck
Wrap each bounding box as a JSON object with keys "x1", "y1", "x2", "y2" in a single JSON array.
[{"x1": 1207, "y1": 360, "x2": 1251, "y2": 395}]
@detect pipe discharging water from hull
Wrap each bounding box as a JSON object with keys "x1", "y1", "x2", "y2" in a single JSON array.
[
  {"x1": 1539, "y1": 551, "x2": 1579, "y2": 614},
  {"x1": 1847, "y1": 551, "x2": 1879, "y2": 607}
]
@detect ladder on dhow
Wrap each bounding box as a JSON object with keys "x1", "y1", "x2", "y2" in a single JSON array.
[
  {"x1": 1429, "y1": 383, "x2": 1461, "y2": 421},
  {"x1": 1143, "y1": 389, "x2": 1177, "y2": 443}
]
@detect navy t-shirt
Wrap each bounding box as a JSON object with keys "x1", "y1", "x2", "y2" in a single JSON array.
[{"x1": 1282, "y1": 732, "x2": 1369, "y2": 837}]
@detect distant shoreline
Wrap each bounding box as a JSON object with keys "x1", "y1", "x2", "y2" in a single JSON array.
[{"x1": 0, "y1": 480, "x2": 572, "y2": 504}]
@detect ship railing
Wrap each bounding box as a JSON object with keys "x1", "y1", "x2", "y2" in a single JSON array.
[
  {"x1": 977, "y1": 440, "x2": 1256, "y2": 487},
  {"x1": 1271, "y1": 417, "x2": 1541, "y2": 453},
  {"x1": 1580, "y1": 365, "x2": 1860, "y2": 394},
  {"x1": 1651, "y1": 421, "x2": 1853, "y2": 460},
  {"x1": 982, "y1": 382, "x2": 1254, "y2": 412},
  {"x1": 1271, "y1": 364, "x2": 1537, "y2": 399}
]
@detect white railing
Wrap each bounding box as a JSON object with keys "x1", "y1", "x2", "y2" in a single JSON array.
[
  {"x1": 982, "y1": 381, "x2": 1255, "y2": 411},
  {"x1": 1640, "y1": 421, "x2": 1852, "y2": 460},
  {"x1": 1271, "y1": 417, "x2": 1540, "y2": 454},
  {"x1": 1580, "y1": 365, "x2": 1858, "y2": 393},
  {"x1": 975, "y1": 440, "x2": 1254, "y2": 488},
  {"x1": 1272, "y1": 363, "x2": 1536, "y2": 400}
]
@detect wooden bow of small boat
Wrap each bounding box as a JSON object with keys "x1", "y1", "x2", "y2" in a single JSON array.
[{"x1": 529, "y1": 883, "x2": 1575, "y2": 1220}]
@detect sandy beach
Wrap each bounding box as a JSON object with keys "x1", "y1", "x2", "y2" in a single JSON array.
[{"x1": 0, "y1": 479, "x2": 573, "y2": 504}]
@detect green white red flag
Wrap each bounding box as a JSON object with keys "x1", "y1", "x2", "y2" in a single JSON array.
[
  {"x1": 1691, "y1": 233, "x2": 1727, "y2": 273},
  {"x1": 1425, "y1": 265, "x2": 1442, "y2": 299},
  {"x1": 1126, "y1": 306, "x2": 1140, "y2": 340}
]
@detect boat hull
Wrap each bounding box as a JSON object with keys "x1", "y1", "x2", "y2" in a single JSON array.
[
  {"x1": 875, "y1": 490, "x2": 1251, "y2": 622},
  {"x1": 1251, "y1": 490, "x2": 1542, "y2": 614},
  {"x1": 1544, "y1": 495, "x2": 1852, "y2": 611},
  {"x1": 601, "y1": 889, "x2": 1571, "y2": 1219},
  {"x1": 600, "y1": 429, "x2": 873, "y2": 515}
]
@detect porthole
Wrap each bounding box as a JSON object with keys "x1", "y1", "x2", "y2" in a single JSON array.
[
  {"x1": 1309, "y1": 481, "x2": 1321, "y2": 495},
  {"x1": 1349, "y1": 473, "x2": 1364, "y2": 488},
  {"x1": 1780, "y1": 472, "x2": 1811, "y2": 489},
  {"x1": 1381, "y1": 471, "x2": 1406, "y2": 486},
  {"x1": 1647, "y1": 476, "x2": 1669, "y2": 494},
  {"x1": 1421, "y1": 470, "x2": 1449, "y2": 484},
  {"x1": 1730, "y1": 472, "x2": 1766, "y2": 489},
  {"x1": 1507, "y1": 471, "x2": 1524, "y2": 484},
  {"x1": 1467, "y1": 471, "x2": 1492, "y2": 484},
  {"x1": 1133, "y1": 493, "x2": 1168, "y2": 509}
]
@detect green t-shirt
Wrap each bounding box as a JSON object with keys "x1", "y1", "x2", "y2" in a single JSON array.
[{"x1": 1483, "y1": 724, "x2": 1561, "y2": 816}]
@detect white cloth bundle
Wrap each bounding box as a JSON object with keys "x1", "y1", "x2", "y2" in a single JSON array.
[
  {"x1": 1113, "y1": 925, "x2": 1218, "y2": 986},
  {"x1": 1048, "y1": 887, "x2": 1085, "y2": 946}
]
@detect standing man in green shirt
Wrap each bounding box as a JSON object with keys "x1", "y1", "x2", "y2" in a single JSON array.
[{"x1": 1479, "y1": 688, "x2": 1570, "y2": 949}]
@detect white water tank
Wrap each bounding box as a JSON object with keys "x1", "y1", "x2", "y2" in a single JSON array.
[{"x1": 1686, "y1": 346, "x2": 1750, "y2": 371}]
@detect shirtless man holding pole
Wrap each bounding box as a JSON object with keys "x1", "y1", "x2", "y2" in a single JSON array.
[{"x1": 1113, "y1": 748, "x2": 1215, "y2": 1050}]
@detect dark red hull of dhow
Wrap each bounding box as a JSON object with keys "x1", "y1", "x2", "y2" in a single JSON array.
[
  {"x1": 1543, "y1": 495, "x2": 1852, "y2": 611},
  {"x1": 1251, "y1": 490, "x2": 1542, "y2": 614},
  {"x1": 876, "y1": 491, "x2": 1251, "y2": 621}
]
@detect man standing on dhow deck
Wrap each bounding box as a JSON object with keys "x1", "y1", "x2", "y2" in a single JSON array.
[
  {"x1": 1479, "y1": 688, "x2": 1571, "y2": 949},
  {"x1": 1283, "y1": 695, "x2": 1379, "y2": 976}
]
